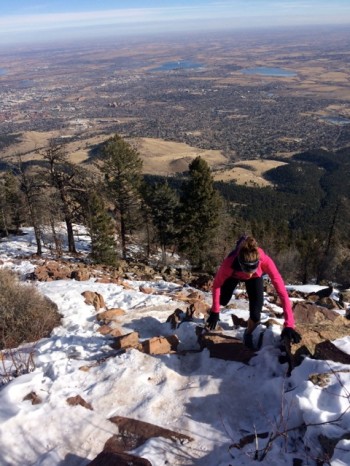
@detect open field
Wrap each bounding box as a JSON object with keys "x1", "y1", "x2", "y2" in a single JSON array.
[
  {"x1": 1, "y1": 129, "x2": 287, "y2": 186},
  {"x1": 213, "y1": 159, "x2": 287, "y2": 187}
]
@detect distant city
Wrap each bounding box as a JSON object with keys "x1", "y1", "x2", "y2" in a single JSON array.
[{"x1": 1, "y1": 26, "x2": 350, "y2": 162}]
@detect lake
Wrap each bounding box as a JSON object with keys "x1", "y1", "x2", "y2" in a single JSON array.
[
  {"x1": 322, "y1": 116, "x2": 350, "y2": 126},
  {"x1": 152, "y1": 60, "x2": 203, "y2": 71},
  {"x1": 241, "y1": 66, "x2": 297, "y2": 77}
]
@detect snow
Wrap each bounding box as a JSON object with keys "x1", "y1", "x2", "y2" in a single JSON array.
[{"x1": 1, "y1": 228, "x2": 350, "y2": 465}]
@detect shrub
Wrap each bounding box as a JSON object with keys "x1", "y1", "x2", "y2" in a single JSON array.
[{"x1": 0, "y1": 268, "x2": 61, "y2": 350}]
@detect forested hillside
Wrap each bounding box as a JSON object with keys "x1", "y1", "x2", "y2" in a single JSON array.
[{"x1": 1, "y1": 136, "x2": 349, "y2": 287}]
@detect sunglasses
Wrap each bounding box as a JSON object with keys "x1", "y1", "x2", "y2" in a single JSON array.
[{"x1": 238, "y1": 259, "x2": 259, "y2": 273}]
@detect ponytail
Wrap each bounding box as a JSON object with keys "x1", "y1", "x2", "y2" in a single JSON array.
[{"x1": 238, "y1": 236, "x2": 259, "y2": 263}]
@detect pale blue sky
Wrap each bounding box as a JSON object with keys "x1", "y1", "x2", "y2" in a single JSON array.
[{"x1": 1, "y1": 1, "x2": 350, "y2": 45}]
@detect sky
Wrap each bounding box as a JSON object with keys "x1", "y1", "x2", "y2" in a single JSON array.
[
  {"x1": 1, "y1": 226, "x2": 350, "y2": 465},
  {"x1": 1, "y1": 1, "x2": 350, "y2": 45}
]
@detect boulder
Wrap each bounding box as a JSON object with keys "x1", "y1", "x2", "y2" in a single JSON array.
[
  {"x1": 142, "y1": 335, "x2": 179, "y2": 354},
  {"x1": 110, "y1": 332, "x2": 140, "y2": 350},
  {"x1": 71, "y1": 269, "x2": 90, "y2": 281},
  {"x1": 96, "y1": 308, "x2": 126, "y2": 322},
  {"x1": 108, "y1": 416, "x2": 193, "y2": 448},
  {"x1": 282, "y1": 302, "x2": 350, "y2": 371},
  {"x1": 88, "y1": 451, "x2": 151, "y2": 466},
  {"x1": 82, "y1": 291, "x2": 106, "y2": 311},
  {"x1": 186, "y1": 300, "x2": 210, "y2": 319},
  {"x1": 196, "y1": 327, "x2": 255, "y2": 363},
  {"x1": 66, "y1": 395, "x2": 93, "y2": 411},
  {"x1": 166, "y1": 308, "x2": 185, "y2": 329}
]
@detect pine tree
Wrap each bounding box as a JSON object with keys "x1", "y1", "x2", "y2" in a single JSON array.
[
  {"x1": 143, "y1": 181, "x2": 179, "y2": 264},
  {"x1": 179, "y1": 156, "x2": 223, "y2": 270},
  {"x1": 16, "y1": 160, "x2": 46, "y2": 255},
  {"x1": 98, "y1": 134, "x2": 143, "y2": 259},
  {"x1": 0, "y1": 172, "x2": 25, "y2": 236},
  {"x1": 84, "y1": 191, "x2": 118, "y2": 266},
  {"x1": 42, "y1": 140, "x2": 88, "y2": 254}
]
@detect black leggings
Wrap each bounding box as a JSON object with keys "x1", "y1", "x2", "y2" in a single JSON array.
[{"x1": 220, "y1": 276, "x2": 264, "y2": 323}]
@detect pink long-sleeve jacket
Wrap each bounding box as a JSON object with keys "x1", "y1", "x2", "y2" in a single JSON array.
[{"x1": 211, "y1": 247, "x2": 295, "y2": 328}]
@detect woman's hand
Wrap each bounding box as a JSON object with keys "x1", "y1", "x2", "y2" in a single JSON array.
[
  {"x1": 206, "y1": 312, "x2": 220, "y2": 330},
  {"x1": 281, "y1": 327, "x2": 301, "y2": 344}
]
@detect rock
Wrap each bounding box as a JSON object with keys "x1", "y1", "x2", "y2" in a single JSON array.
[
  {"x1": 139, "y1": 285, "x2": 155, "y2": 294},
  {"x1": 88, "y1": 451, "x2": 151, "y2": 466},
  {"x1": 71, "y1": 269, "x2": 90, "y2": 281},
  {"x1": 142, "y1": 335, "x2": 179, "y2": 354},
  {"x1": 189, "y1": 274, "x2": 213, "y2": 292},
  {"x1": 66, "y1": 395, "x2": 93, "y2": 410},
  {"x1": 110, "y1": 332, "x2": 140, "y2": 350},
  {"x1": 314, "y1": 340, "x2": 350, "y2": 364},
  {"x1": 197, "y1": 327, "x2": 256, "y2": 363},
  {"x1": 23, "y1": 391, "x2": 42, "y2": 405},
  {"x1": 186, "y1": 300, "x2": 210, "y2": 319},
  {"x1": 293, "y1": 302, "x2": 344, "y2": 324},
  {"x1": 282, "y1": 302, "x2": 350, "y2": 371},
  {"x1": 96, "y1": 308, "x2": 126, "y2": 322},
  {"x1": 166, "y1": 308, "x2": 185, "y2": 329},
  {"x1": 307, "y1": 285, "x2": 333, "y2": 300},
  {"x1": 88, "y1": 415, "x2": 193, "y2": 466},
  {"x1": 108, "y1": 416, "x2": 193, "y2": 448},
  {"x1": 316, "y1": 297, "x2": 343, "y2": 310},
  {"x1": 82, "y1": 291, "x2": 106, "y2": 311},
  {"x1": 97, "y1": 325, "x2": 114, "y2": 335},
  {"x1": 340, "y1": 289, "x2": 350, "y2": 303},
  {"x1": 231, "y1": 314, "x2": 248, "y2": 328},
  {"x1": 97, "y1": 325, "x2": 122, "y2": 337}
]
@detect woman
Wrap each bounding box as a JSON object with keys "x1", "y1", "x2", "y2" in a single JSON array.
[{"x1": 206, "y1": 236, "x2": 301, "y2": 348}]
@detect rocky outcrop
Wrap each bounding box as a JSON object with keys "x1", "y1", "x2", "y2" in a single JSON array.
[
  {"x1": 282, "y1": 301, "x2": 350, "y2": 372},
  {"x1": 88, "y1": 416, "x2": 193, "y2": 465},
  {"x1": 88, "y1": 450, "x2": 152, "y2": 466},
  {"x1": 82, "y1": 291, "x2": 106, "y2": 311},
  {"x1": 27, "y1": 258, "x2": 199, "y2": 285},
  {"x1": 196, "y1": 327, "x2": 256, "y2": 363}
]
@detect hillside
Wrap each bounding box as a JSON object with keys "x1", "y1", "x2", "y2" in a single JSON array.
[
  {"x1": 1, "y1": 228, "x2": 350, "y2": 465},
  {"x1": 0, "y1": 130, "x2": 290, "y2": 187}
]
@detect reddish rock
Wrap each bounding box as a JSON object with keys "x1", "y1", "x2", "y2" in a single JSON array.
[
  {"x1": 96, "y1": 308, "x2": 126, "y2": 322},
  {"x1": 142, "y1": 335, "x2": 179, "y2": 354},
  {"x1": 82, "y1": 291, "x2": 106, "y2": 311},
  {"x1": 110, "y1": 332, "x2": 140, "y2": 350},
  {"x1": 66, "y1": 395, "x2": 93, "y2": 411},
  {"x1": 108, "y1": 416, "x2": 193, "y2": 447},
  {"x1": 88, "y1": 451, "x2": 151, "y2": 466},
  {"x1": 71, "y1": 269, "x2": 90, "y2": 281},
  {"x1": 166, "y1": 308, "x2": 184, "y2": 329},
  {"x1": 197, "y1": 327, "x2": 255, "y2": 363},
  {"x1": 139, "y1": 285, "x2": 155, "y2": 294}
]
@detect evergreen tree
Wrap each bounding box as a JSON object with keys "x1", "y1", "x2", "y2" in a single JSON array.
[
  {"x1": 15, "y1": 159, "x2": 46, "y2": 255},
  {"x1": 42, "y1": 140, "x2": 88, "y2": 254},
  {"x1": 143, "y1": 181, "x2": 179, "y2": 264},
  {"x1": 84, "y1": 191, "x2": 118, "y2": 266},
  {"x1": 98, "y1": 134, "x2": 143, "y2": 259},
  {"x1": 179, "y1": 156, "x2": 222, "y2": 270},
  {"x1": 0, "y1": 173, "x2": 25, "y2": 236}
]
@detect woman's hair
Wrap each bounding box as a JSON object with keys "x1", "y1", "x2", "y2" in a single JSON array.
[{"x1": 238, "y1": 236, "x2": 259, "y2": 263}]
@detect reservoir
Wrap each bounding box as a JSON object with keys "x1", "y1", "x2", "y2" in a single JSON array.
[
  {"x1": 322, "y1": 116, "x2": 350, "y2": 126},
  {"x1": 152, "y1": 60, "x2": 203, "y2": 71},
  {"x1": 241, "y1": 66, "x2": 297, "y2": 77}
]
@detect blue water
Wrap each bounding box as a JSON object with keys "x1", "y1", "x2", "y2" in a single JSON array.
[
  {"x1": 241, "y1": 66, "x2": 297, "y2": 77},
  {"x1": 152, "y1": 60, "x2": 203, "y2": 71},
  {"x1": 0, "y1": 68, "x2": 7, "y2": 76},
  {"x1": 322, "y1": 116, "x2": 350, "y2": 126}
]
